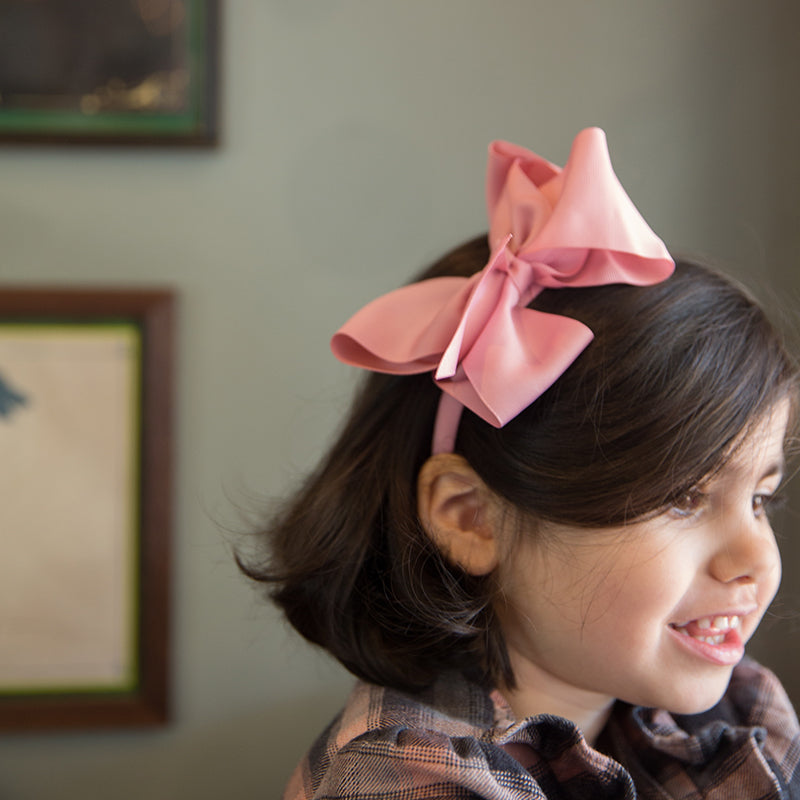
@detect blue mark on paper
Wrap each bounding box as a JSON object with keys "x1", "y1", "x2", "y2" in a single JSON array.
[{"x1": 0, "y1": 371, "x2": 29, "y2": 420}]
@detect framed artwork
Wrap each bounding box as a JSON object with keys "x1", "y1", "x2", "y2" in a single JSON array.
[
  {"x1": 0, "y1": 288, "x2": 174, "y2": 730},
  {"x1": 0, "y1": 0, "x2": 219, "y2": 145}
]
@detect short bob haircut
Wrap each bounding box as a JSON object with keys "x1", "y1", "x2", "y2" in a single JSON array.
[{"x1": 239, "y1": 235, "x2": 798, "y2": 693}]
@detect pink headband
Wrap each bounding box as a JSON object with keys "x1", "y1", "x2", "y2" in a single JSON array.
[{"x1": 331, "y1": 128, "x2": 675, "y2": 454}]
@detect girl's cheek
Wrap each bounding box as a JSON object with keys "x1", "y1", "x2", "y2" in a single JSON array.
[{"x1": 763, "y1": 551, "x2": 782, "y2": 605}]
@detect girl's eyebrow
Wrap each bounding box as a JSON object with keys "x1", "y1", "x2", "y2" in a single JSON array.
[
  {"x1": 750, "y1": 460, "x2": 785, "y2": 484},
  {"x1": 720, "y1": 458, "x2": 785, "y2": 485},
  {"x1": 764, "y1": 461, "x2": 786, "y2": 482}
]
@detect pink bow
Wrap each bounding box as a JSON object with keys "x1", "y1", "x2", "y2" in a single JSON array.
[{"x1": 331, "y1": 128, "x2": 674, "y2": 453}]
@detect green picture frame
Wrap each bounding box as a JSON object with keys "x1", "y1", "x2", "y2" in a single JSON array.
[
  {"x1": 0, "y1": 0, "x2": 218, "y2": 145},
  {"x1": 0, "y1": 288, "x2": 174, "y2": 730}
]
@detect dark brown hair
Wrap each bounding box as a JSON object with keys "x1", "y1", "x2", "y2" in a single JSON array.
[{"x1": 238, "y1": 235, "x2": 798, "y2": 692}]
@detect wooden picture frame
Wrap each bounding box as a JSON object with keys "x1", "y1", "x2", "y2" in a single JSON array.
[
  {"x1": 0, "y1": 0, "x2": 219, "y2": 145},
  {"x1": 0, "y1": 288, "x2": 174, "y2": 730}
]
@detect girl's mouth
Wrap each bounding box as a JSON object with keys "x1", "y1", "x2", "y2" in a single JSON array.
[
  {"x1": 667, "y1": 615, "x2": 745, "y2": 666},
  {"x1": 671, "y1": 615, "x2": 741, "y2": 644}
]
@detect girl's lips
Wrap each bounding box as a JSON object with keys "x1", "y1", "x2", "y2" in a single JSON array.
[{"x1": 667, "y1": 622, "x2": 745, "y2": 666}]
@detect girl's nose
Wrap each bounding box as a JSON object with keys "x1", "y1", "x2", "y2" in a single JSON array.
[{"x1": 708, "y1": 510, "x2": 781, "y2": 586}]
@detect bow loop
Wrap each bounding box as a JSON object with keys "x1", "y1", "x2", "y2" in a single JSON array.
[{"x1": 331, "y1": 128, "x2": 675, "y2": 452}]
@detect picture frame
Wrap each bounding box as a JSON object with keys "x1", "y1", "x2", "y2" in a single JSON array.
[
  {"x1": 0, "y1": 0, "x2": 219, "y2": 145},
  {"x1": 0, "y1": 288, "x2": 174, "y2": 730}
]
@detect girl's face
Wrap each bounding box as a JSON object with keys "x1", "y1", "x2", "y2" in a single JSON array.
[{"x1": 497, "y1": 399, "x2": 789, "y2": 719}]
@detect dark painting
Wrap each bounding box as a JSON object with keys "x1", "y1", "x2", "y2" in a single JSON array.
[{"x1": 0, "y1": 0, "x2": 218, "y2": 144}]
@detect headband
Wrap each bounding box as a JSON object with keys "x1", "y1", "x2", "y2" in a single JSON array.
[{"x1": 331, "y1": 128, "x2": 675, "y2": 453}]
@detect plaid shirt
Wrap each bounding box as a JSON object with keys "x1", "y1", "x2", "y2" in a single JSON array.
[{"x1": 284, "y1": 659, "x2": 800, "y2": 799}]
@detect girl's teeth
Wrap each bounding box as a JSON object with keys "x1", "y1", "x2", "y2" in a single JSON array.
[
  {"x1": 672, "y1": 615, "x2": 741, "y2": 645},
  {"x1": 689, "y1": 615, "x2": 740, "y2": 632},
  {"x1": 673, "y1": 627, "x2": 726, "y2": 645}
]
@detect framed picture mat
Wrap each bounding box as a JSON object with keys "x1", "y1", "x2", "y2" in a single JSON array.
[{"x1": 0, "y1": 287, "x2": 174, "y2": 730}]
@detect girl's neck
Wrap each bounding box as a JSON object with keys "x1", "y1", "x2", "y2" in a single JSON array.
[{"x1": 499, "y1": 661, "x2": 615, "y2": 747}]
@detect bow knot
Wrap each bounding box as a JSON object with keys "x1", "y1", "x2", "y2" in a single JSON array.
[{"x1": 331, "y1": 128, "x2": 674, "y2": 453}]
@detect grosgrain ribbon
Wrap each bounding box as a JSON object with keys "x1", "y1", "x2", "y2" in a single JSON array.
[{"x1": 331, "y1": 128, "x2": 675, "y2": 453}]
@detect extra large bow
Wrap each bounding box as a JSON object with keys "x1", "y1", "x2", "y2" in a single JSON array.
[{"x1": 331, "y1": 128, "x2": 675, "y2": 453}]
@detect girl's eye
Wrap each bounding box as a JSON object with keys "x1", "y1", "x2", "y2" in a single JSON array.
[
  {"x1": 753, "y1": 491, "x2": 785, "y2": 519},
  {"x1": 669, "y1": 487, "x2": 706, "y2": 518}
]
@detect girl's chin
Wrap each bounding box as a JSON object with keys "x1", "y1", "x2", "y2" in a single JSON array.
[
  {"x1": 657, "y1": 680, "x2": 732, "y2": 717},
  {"x1": 615, "y1": 669, "x2": 734, "y2": 717}
]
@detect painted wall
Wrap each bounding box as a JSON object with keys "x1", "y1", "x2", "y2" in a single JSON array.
[{"x1": 0, "y1": 2, "x2": 798, "y2": 798}]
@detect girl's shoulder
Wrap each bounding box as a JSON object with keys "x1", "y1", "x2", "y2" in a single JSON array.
[
  {"x1": 305, "y1": 672, "x2": 502, "y2": 763},
  {"x1": 282, "y1": 674, "x2": 529, "y2": 800}
]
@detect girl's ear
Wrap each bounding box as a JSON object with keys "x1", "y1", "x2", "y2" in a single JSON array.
[{"x1": 417, "y1": 454, "x2": 500, "y2": 576}]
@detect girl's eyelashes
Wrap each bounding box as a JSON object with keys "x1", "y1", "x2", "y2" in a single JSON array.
[
  {"x1": 668, "y1": 487, "x2": 707, "y2": 519},
  {"x1": 754, "y1": 490, "x2": 786, "y2": 519}
]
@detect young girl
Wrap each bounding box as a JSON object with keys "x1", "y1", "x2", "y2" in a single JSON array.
[{"x1": 241, "y1": 128, "x2": 800, "y2": 798}]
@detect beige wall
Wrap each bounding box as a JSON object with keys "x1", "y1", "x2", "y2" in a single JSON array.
[{"x1": 0, "y1": 2, "x2": 798, "y2": 798}]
